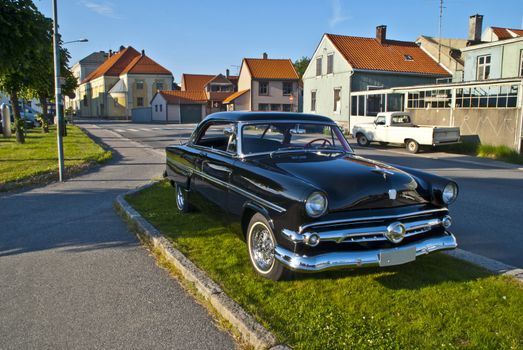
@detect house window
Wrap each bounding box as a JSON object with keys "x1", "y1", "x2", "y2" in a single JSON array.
[
  {"x1": 311, "y1": 91, "x2": 316, "y2": 111},
  {"x1": 270, "y1": 104, "x2": 281, "y2": 111},
  {"x1": 404, "y1": 54, "x2": 414, "y2": 61},
  {"x1": 333, "y1": 88, "x2": 341, "y2": 112},
  {"x1": 282, "y1": 104, "x2": 291, "y2": 112},
  {"x1": 520, "y1": 50, "x2": 523, "y2": 77},
  {"x1": 258, "y1": 103, "x2": 269, "y2": 111},
  {"x1": 282, "y1": 82, "x2": 293, "y2": 95},
  {"x1": 259, "y1": 81, "x2": 269, "y2": 95},
  {"x1": 83, "y1": 95, "x2": 88, "y2": 107},
  {"x1": 156, "y1": 81, "x2": 164, "y2": 90},
  {"x1": 136, "y1": 80, "x2": 144, "y2": 90},
  {"x1": 137, "y1": 97, "x2": 144, "y2": 106},
  {"x1": 316, "y1": 57, "x2": 322, "y2": 76},
  {"x1": 160, "y1": 104, "x2": 162, "y2": 112},
  {"x1": 327, "y1": 54, "x2": 334, "y2": 74},
  {"x1": 114, "y1": 98, "x2": 119, "y2": 107},
  {"x1": 155, "y1": 105, "x2": 158, "y2": 112},
  {"x1": 476, "y1": 55, "x2": 491, "y2": 80}
]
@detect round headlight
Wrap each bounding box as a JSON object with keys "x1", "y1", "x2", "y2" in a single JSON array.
[
  {"x1": 442, "y1": 182, "x2": 458, "y2": 205},
  {"x1": 305, "y1": 192, "x2": 328, "y2": 218}
]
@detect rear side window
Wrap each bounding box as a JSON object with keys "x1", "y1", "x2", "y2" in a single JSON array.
[{"x1": 194, "y1": 122, "x2": 236, "y2": 153}]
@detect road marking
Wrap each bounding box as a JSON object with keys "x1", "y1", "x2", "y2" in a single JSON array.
[
  {"x1": 139, "y1": 128, "x2": 150, "y2": 131},
  {"x1": 127, "y1": 128, "x2": 139, "y2": 132},
  {"x1": 114, "y1": 129, "x2": 124, "y2": 133}
]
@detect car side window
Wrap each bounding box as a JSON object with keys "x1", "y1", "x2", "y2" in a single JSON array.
[
  {"x1": 375, "y1": 117, "x2": 386, "y2": 126},
  {"x1": 195, "y1": 122, "x2": 236, "y2": 154}
]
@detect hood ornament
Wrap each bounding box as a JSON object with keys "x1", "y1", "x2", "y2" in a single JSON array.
[{"x1": 371, "y1": 166, "x2": 394, "y2": 180}]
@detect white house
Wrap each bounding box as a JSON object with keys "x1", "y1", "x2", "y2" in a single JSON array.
[{"x1": 150, "y1": 90, "x2": 207, "y2": 123}]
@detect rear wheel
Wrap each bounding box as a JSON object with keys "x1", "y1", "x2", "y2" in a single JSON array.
[
  {"x1": 356, "y1": 133, "x2": 370, "y2": 146},
  {"x1": 406, "y1": 140, "x2": 420, "y2": 153},
  {"x1": 247, "y1": 213, "x2": 286, "y2": 281},
  {"x1": 175, "y1": 183, "x2": 190, "y2": 213}
]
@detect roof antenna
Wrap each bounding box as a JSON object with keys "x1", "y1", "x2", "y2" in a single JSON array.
[{"x1": 438, "y1": 0, "x2": 445, "y2": 64}]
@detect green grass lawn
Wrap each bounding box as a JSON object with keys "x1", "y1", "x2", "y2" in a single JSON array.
[
  {"x1": 127, "y1": 181, "x2": 523, "y2": 350},
  {"x1": 0, "y1": 125, "x2": 111, "y2": 189},
  {"x1": 439, "y1": 143, "x2": 523, "y2": 165}
]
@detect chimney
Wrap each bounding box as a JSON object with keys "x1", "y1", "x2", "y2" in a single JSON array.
[
  {"x1": 108, "y1": 49, "x2": 112, "y2": 57},
  {"x1": 226, "y1": 68, "x2": 230, "y2": 78},
  {"x1": 119, "y1": 45, "x2": 125, "y2": 51},
  {"x1": 262, "y1": 52, "x2": 268, "y2": 59},
  {"x1": 141, "y1": 49, "x2": 145, "y2": 56},
  {"x1": 468, "y1": 14, "x2": 483, "y2": 42},
  {"x1": 376, "y1": 25, "x2": 387, "y2": 44}
]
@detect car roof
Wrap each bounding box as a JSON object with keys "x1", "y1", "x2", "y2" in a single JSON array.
[{"x1": 203, "y1": 111, "x2": 335, "y2": 123}]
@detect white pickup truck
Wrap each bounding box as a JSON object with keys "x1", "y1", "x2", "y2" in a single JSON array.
[{"x1": 351, "y1": 112, "x2": 460, "y2": 153}]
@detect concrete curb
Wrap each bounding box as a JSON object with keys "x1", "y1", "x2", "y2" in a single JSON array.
[
  {"x1": 445, "y1": 249, "x2": 523, "y2": 283},
  {"x1": 114, "y1": 184, "x2": 289, "y2": 350}
]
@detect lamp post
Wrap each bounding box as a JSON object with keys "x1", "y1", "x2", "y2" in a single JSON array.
[{"x1": 52, "y1": 0, "x2": 88, "y2": 182}]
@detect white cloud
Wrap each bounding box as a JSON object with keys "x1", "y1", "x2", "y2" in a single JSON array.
[
  {"x1": 81, "y1": 1, "x2": 120, "y2": 19},
  {"x1": 329, "y1": 0, "x2": 349, "y2": 28}
]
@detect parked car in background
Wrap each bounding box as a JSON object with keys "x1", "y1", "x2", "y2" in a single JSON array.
[
  {"x1": 165, "y1": 112, "x2": 459, "y2": 280},
  {"x1": 352, "y1": 112, "x2": 460, "y2": 153},
  {"x1": 0, "y1": 105, "x2": 39, "y2": 129}
]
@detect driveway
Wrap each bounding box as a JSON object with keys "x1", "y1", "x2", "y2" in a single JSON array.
[
  {"x1": 0, "y1": 125, "x2": 235, "y2": 349},
  {"x1": 93, "y1": 121, "x2": 523, "y2": 268}
]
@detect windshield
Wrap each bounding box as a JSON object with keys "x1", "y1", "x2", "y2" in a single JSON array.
[{"x1": 241, "y1": 122, "x2": 352, "y2": 155}]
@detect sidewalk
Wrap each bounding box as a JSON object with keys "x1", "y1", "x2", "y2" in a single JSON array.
[{"x1": 0, "y1": 125, "x2": 235, "y2": 349}]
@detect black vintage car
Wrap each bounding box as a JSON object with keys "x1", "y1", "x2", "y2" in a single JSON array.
[{"x1": 165, "y1": 112, "x2": 458, "y2": 280}]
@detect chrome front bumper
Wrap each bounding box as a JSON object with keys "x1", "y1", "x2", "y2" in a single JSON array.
[{"x1": 274, "y1": 232, "x2": 457, "y2": 272}]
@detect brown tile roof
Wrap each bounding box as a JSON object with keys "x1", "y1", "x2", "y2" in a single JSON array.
[
  {"x1": 181, "y1": 74, "x2": 215, "y2": 91},
  {"x1": 491, "y1": 27, "x2": 523, "y2": 40},
  {"x1": 243, "y1": 58, "x2": 299, "y2": 80},
  {"x1": 223, "y1": 89, "x2": 249, "y2": 103},
  {"x1": 326, "y1": 33, "x2": 450, "y2": 76},
  {"x1": 159, "y1": 90, "x2": 207, "y2": 104},
  {"x1": 121, "y1": 54, "x2": 171, "y2": 75}
]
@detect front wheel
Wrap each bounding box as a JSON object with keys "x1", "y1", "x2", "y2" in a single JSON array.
[
  {"x1": 247, "y1": 213, "x2": 286, "y2": 281},
  {"x1": 175, "y1": 183, "x2": 190, "y2": 213},
  {"x1": 406, "y1": 140, "x2": 420, "y2": 153},
  {"x1": 356, "y1": 133, "x2": 370, "y2": 146}
]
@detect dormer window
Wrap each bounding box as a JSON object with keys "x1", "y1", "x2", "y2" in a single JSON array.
[{"x1": 404, "y1": 55, "x2": 414, "y2": 61}]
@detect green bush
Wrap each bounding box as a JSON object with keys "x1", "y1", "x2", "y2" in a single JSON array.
[{"x1": 477, "y1": 145, "x2": 523, "y2": 165}]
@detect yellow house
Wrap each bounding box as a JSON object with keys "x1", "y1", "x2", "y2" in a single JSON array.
[{"x1": 77, "y1": 46, "x2": 173, "y2": 118}]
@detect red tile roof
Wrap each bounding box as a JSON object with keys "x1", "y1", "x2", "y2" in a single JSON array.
[
  {"x1": 223, "y1": 89, "x2": 249, "y2": 103},
  {"x1": 82, "y1": 46, "x2": 172, "y2": 83},
  {"x1": 159, "y1": 90, "x2": 207, "y2": 104},
  {"x1": 491, "y1": 27, "x2": 523, "y2": 40},
  {"x1": 243, "y1": 58, "x2": 299, "y2": 80},
  {"x1": 326, "y1": 33, "x2": 450, "y2": 76},
  {"x1": 181, "y1": 74, "x2": 215, "y2": 91},
  {"x1": 121, "y1": 54, "x2": 171, "y2": 75}
]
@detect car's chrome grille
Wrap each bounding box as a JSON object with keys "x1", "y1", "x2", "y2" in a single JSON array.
[{"x1": 300, "y1": 209, "x2": 448, "y2": 244}]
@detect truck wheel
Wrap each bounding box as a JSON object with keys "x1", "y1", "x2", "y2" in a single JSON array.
[
  {"x1": 247, "y1": 213, "x2": 287, "y2": 281},
  {"x1": 175, "y1": 183, "x2": 190, "y2": 213},
  {"x1": 406, "y1": 140, "x2": 420, "y2": 153},
  {"x1": 356, "y1": 133, "x2": 370, "y2": 146}
]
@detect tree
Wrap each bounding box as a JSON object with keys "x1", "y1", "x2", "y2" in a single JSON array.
[
  {"x1": 293, "y1": 56, "x2": 311, "y2": 79},
  {"x1": 0, "y1": 0, "x2": 52, "y2": 143}
]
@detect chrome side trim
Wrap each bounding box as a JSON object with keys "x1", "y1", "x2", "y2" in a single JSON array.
[
  {"x1": 172, "y1": 160, "x2": 286, "y2": 213},
  {"x1": 275, "y1": 232, "x2": 457, "y2": 272},
  {"x1": 299, "y1": 208, "x2": 448, "y2": 233}
]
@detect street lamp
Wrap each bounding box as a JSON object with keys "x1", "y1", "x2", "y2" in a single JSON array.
[
  {"x1": 52, "y1": 0, "x2": 88, "y2": 181},
  {"x1": 63, "y1": 38, "x2": 88, "y2": 45}
]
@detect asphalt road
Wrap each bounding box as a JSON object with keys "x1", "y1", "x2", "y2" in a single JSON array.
[
  {"x1": 93, "y1": 120, "x2": 523, "y2": 269},
  {"x1": 0, "y1": 125, "x2": 235, "y2": 350}
]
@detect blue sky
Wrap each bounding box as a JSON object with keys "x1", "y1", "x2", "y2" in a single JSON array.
[{"x1": 35, "y1": 0, "x2": 522, "y2": 83}]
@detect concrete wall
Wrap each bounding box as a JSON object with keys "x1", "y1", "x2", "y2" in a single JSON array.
[
  {"x1": 167, "y1": 104, "x2": 180, "y2": 123},
  {"x1": 408, "y1": 107, "x2": 522, "y2": 150},
  {"x1": 303, "y1": 35, "x2": 352, "y2": 122}
]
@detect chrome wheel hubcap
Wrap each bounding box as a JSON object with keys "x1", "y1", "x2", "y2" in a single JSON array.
[
  {"x1": 176, "y1": 187, "x2": 184, "y2": 209},
  {"x1": 250, "y1": 223, "x2": 275, "y2": 272}
]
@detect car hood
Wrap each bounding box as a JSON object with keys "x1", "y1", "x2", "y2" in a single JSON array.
[{"x1": 250, "y1": 152, "x2": 426, "y2": 211}]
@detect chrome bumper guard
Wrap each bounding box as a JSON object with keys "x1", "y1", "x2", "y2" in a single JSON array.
[{"x1": 274, "y1": 232, "x2": 457, "y2": 272}]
